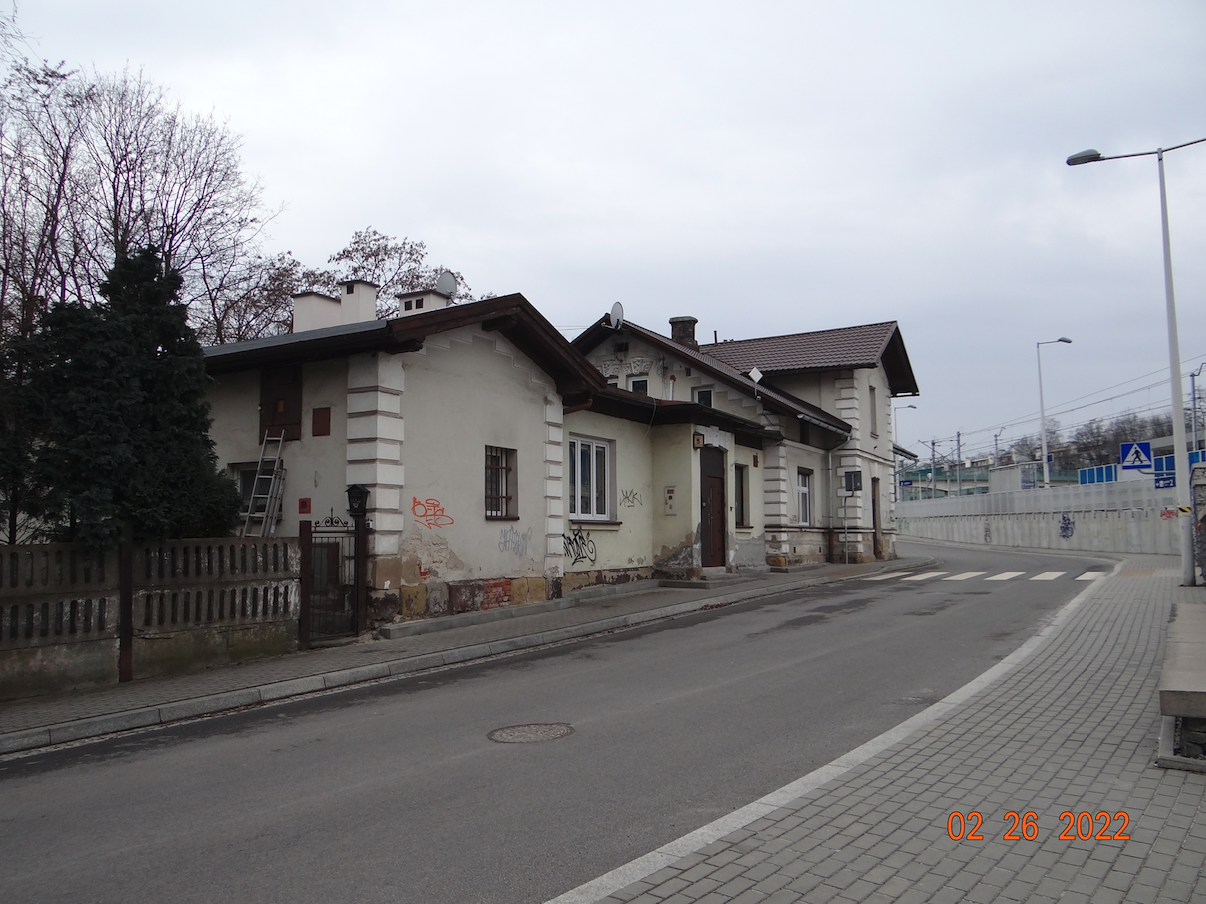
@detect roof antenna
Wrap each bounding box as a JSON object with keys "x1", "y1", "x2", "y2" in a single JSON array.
[
  {"x1": 714, "y1": 330, "x2": 718, "y2": 343},
  {"x1": 749, "y1": 366, "x2": 762, "y2": 401}
]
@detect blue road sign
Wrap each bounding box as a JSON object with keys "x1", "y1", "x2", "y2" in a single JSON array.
[
  {"x1": 899, "y1": 480, "x2": 913, "y2": 486},
  {"x1": 1121, "y1": 442, "x2": 1153, "y2": 470},
  {"x1": 1155, "y1": 475, "x2": 1176, "y2": 489}
]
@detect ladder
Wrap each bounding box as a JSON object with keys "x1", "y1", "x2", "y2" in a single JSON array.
[{"x1": 242, "y1": 430, "x2": 287, "y2": 537}]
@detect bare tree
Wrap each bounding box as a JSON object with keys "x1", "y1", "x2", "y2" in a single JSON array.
[
  {"x1": 1010, "y1": 434, "x2": 1040, "y2": 462},
  {"x1": 0, "y1": 57, "x2": 277, "y2": 539},
  {"x1": 319, "y1": 227, "x2": 476, "y2": 317}
]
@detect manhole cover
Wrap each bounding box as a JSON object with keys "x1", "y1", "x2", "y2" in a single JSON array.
[{"x1": 488, "y1": 723, "x2": 574, "y2": 743}]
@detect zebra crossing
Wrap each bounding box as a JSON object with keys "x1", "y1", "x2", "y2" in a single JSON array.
[{"x1": 863, "y1": 568, "x2": 1109, "y2": 583}]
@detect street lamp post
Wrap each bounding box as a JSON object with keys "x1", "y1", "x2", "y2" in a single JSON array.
[
  {"x1": 1037, "y1": 337, "x2": 1072, "y2": 489},
  {"x1": 893, "y1": 405, "x2": 916, "y2": 501},
  {"x1": 1069, "y1": 137, "x2": 1206, "y2": 586},
  {"x1": 1190, "y1": 363, "x2": 1205, "y2": 458}
]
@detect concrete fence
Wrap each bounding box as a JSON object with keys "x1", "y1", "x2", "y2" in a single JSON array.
[
  {"x1": 896, "y1": 481, "x2": 1185, "y2": 555},
  {"x1": 1, "y1": 538, "x2": 299, "y2": 701}
]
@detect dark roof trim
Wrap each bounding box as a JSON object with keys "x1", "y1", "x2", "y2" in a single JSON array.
[
  {"x1": 893, "y1": 443, "x2": 920, "y2": 461},
  {"x1": 585, "y1": 389, "x2": 784, "y2": 448},
  {"x1": 573, "y1": 317, "x2": 851, "y2": 437},
  {"x1": 205, "y1": 294, "x2": 606, "y2": 397}
]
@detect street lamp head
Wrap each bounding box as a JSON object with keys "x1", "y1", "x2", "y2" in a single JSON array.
[
  {"x1": 1058, "y1": 337, "x2": 1072, "y2": 344},
  {"x1": 1067, "y1": 149, "x2": 1102, "y2": 166}
]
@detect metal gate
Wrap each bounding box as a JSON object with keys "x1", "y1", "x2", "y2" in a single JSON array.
[{"x1": 299, "y1": 517, "x2": 366, "y2": 645}]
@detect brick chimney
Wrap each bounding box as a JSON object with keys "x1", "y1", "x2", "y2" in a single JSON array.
[{"x1": 669, "y1": 316, "x2": 698, "y2": 349}]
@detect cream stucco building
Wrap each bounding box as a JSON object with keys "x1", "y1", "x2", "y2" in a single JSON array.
[{"x1": 203, "y1": 285, "x2": 918, "y2": 625}]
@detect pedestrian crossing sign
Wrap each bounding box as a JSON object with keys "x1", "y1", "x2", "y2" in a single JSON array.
[{"x1": 1120, "y1": 442, "x2": 1152, "y2": 470}]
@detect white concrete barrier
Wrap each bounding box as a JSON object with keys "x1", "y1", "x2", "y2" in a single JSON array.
[{"x1": 897, "y1": 484, "x2": 1181, "y2": 555}]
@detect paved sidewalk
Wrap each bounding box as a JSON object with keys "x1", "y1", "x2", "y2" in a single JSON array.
[
  {"x1": 0, "y1": 556, "x2": 920, "y2": 754},
  {"x1": 549, "y1": 554, "x2": 1206, "y2": 904}
]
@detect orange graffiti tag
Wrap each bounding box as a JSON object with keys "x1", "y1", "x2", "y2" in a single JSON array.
[{"x1": 412, "y1": 497, "x2": 454, "y2": 529}]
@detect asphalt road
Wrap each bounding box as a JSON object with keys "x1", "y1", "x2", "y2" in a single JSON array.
[{"x1": 0, "y1": 541, "x2": 1113, "y2": 904}]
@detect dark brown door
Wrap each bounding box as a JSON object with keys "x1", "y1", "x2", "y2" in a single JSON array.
[{"x1": 700, "y1": 446, "x2": 726, "y2": 567}]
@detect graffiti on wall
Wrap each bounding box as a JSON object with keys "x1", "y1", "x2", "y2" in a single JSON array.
[
  {"x1": 412, "y1": 497, "x2": 454, "y2": 530},
  {"x1": 1059, "y1": 512, "x2": 1076, "y2": 539},
  {"x1": 620, "y1": 488, "x2": 644, "y2": 508},
  {"x1": 498, "y1": 525, "x2": 533, "y2": 557},
  {"x1": 563, "y1": 526, "x2": 597, "y2": 565}
]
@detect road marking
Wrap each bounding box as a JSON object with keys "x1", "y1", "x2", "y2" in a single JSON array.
[
  {"x1": 984, "y1": 571, "x2": 1024, "y2": 581},
  {"x1": 1030, "y1": 572, "x2": 1066, "y2": 581},
  {"x1": 942, "y1": 572, "x2": 987, "y2": 581},
  {"x1": 901, "y1": 572, "x2": 948, "y2": 581},
  {"x1": 864, "y1": 573, "x2": 912, "y2": 581},
  {"x1": 542, "y1": 560, "x2": 1124, "y2": 904},
  {"x1": 1077, "y1": 572, "x2": 1108, "y2": 581}
]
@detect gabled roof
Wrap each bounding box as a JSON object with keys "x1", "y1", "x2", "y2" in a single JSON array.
[
  {"x1": 700, "y1": 321, "x2": 920, "y2": 397},
  {"x1": 572, "y1": 317, "x2": 851, "y2": 437},
  {"x1": 204, "y1": 294, "x2": 605, "y2": 399}
]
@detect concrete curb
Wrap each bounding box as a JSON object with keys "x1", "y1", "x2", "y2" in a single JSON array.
[{"x1": 0, "y1": 558, "x2": 935, "y2": 756}]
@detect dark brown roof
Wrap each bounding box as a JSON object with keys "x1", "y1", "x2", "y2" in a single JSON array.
[
  {"x1": 204, "y1": 294, "x2": 605, "y2": 399},
  {"x1": 573, "y1": 318, "x2": 851, "y2": 436},
  {"x1": 700, "y1": 321, "x2": 920, "y2": 397}
]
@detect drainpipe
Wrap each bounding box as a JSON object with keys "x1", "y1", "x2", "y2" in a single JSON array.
[{"x1": 827, "y1": 435, "x2": 853, "y2": 563}]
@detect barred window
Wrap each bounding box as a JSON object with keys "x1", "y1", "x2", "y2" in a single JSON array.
[{"x1": 485, "y1": 446, "x2": 517, "y2": 518}]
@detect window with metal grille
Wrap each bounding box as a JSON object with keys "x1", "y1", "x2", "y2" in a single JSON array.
[{"x1": 485, "y1": 446, "x2": 517, "y2": 518}]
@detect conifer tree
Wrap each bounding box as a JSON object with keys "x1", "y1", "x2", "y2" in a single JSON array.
[{"x1": 31, "y1": 247, "x2": 240, "y2": 546}]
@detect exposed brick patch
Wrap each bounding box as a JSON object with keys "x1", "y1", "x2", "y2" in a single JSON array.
[{"x1": 481, "y1": 578, "x2": 511, "y2": 610}]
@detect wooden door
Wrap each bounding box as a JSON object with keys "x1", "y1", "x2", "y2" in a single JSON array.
[{"x1": 700, "y1": 446, "x2": 726, "y2": 568}]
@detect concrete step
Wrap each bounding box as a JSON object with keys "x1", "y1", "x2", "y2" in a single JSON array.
[{"x1": 1160, "y1": 601, "x2": 1206, "y2": 718}]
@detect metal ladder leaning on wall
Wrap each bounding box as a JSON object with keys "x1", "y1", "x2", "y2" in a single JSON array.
[{"x1": 242, "y1": 430, "x2": 287, "y2": 537}]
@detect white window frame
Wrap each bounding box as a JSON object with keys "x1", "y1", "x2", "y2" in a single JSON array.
[
  {"x1": 869, "y1": 385, "x2": 878, "y2": 437},
  {"x1": 734, "y1": 463, "x2": 749, "y2": 527},
  {"x1": 797, "y1": 468, "x2": 812, "y2": 526},
  {"x1": 628, "y1": 374, "x2": 649, "y2": 395},
  {"x1": 694, "y1": 386, "x2": 713, "y2": 407},
  {"x1": 568, "y1": 436, "x2": 612, "y2": 521}
]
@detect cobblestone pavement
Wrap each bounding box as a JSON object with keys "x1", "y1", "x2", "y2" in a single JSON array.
[
  {"x1": 551, "y1": 555, "x2": 1206, "y2": 904},
  {"x1": 0, "y1": 558, "x2": 902, "y2": 743}
]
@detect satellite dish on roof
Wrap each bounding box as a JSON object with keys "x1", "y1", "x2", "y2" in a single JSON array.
[
  {"x1": 435, "y1": 270, "x2": 457, "y2": 297},
  {"x1": 610, "y1": 301, "x2": 624, "y2": 330}
]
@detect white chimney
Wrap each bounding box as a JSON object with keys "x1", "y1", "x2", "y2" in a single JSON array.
[
  {"x1": 340, "y1": 280, "x2": 379, "y2": 324},
  {"x1": 292, "y1": 292, "x2": 341, "y2": 332},
  {"x1": 394, "y1": 288, "x2": 452, "y2": 318},
  {"x1": 292, "y1": 280, "x2": 380, "y2": 333}
]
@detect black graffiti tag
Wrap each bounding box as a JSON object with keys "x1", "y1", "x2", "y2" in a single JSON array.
[{"x1": 563, "y1": 526, "x2": 597, "y2": 565}]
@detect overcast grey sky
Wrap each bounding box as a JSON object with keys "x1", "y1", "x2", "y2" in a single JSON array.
[{"x1": 18, "y1": 1, "x2": 1206, "y2": 461}]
